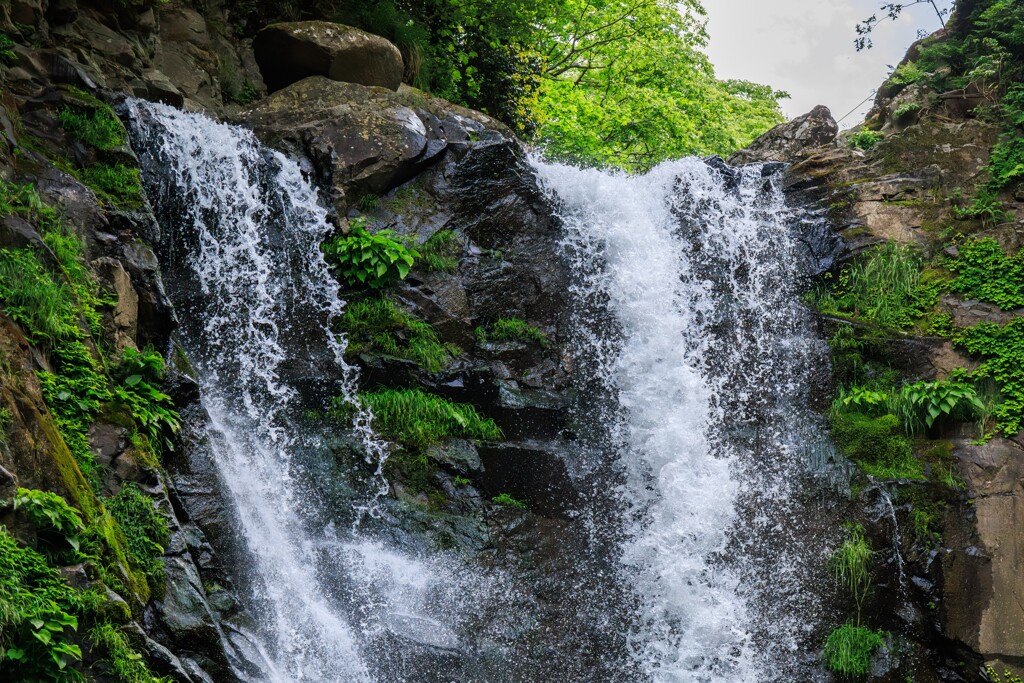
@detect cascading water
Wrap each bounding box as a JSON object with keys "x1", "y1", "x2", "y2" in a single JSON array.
[
  {"x1": 122, "y1": 93, "x2": 834, "y2": 682},
  {"x1": 125, "y1": 99, "x2": 384, "y2": 682},
  {"x1": 535, "y1": 157, "x2": 833, "y2": 682}
]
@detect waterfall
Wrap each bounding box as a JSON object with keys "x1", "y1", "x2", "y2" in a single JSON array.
[
  {"x1": 535, "y1": 157, "x2": 829, "y2": 682},
  {"x1": 125, "y1": 100, "x2": 384, "y2": 682}
]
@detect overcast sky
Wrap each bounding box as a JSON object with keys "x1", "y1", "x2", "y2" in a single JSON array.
[{"x1": 705, "y1": 0, "x2": 955, "y2": 126}]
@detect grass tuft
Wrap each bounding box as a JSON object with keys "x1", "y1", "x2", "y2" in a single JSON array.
[{"x1": 823, "y1": 623, "x2": 886, "y2": 676}]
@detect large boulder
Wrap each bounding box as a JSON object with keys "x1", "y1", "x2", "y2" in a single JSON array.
[
  {"x1": 253, "y1": 21, "x2": 404, "y2": 93},
  {"x1": 238, "y1": 76, "x2": 509, "y2": 211},
  {"x1": 729, "y1": 104, "x2": 838, "y2": 165}
]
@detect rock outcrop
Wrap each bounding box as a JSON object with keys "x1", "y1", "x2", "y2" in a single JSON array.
[
  {"x1": 253, "y1": 21, "x2": 404, "y2": 93},
  {"x1": 728, "y1": 104, "x2": 838, "y2": 165}
]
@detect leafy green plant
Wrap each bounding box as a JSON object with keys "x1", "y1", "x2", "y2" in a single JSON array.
[
  {"x1": 341, "y1": 297, "x2": 460, "y2": 372},
  {"x1": 322, "y1": 218, "x2": 419, "y2": 289},
  {"x1": 59, "y1": 106, "x2": 126, "y2": 151},
  {"x1": 346, "y1": 388, "x2": 502, "y2": 451},
  {"x1": 111, "y1": 347, "x2": 181, "y2": 450},
  {"x1": 849, "y1": 130, "x2": 884, "y2": 150},
  {"x1": 357, "y1": 194, "x2": 381, "y2": 211},
  {"x1": 830, "y1": 522, "x2": 873, "y2": 624},
  {"x1": 491, "y1": 493, "x2": 527, "y2": 509},
  {"x1": 831, "y1": 386, "x2": 889, "y2": 416},
  {"x1": 13, "y1": 489, "x2": 85, "y2": 559},
  {"x1": 948, "y1": 238, "x2": 1024, "y2": 310},
  {"x1": 823, "y1": 623, "x2": 886, "y2": 677},
  {"x1": 986, "y1": 665, "x2": 1024, "y2": 683},
  {"x1": 0, "y1": 527, "x2": 87, "y2": 681},
  {"x1": 0, "y1": 33, "x2": 16, "y2": 64},
  {"x1": 419, "y1": 229, "x2": 462, "y2": 273},
  {"x1": 106, "y1": 485, "x2": 169, "y2": 592},
  {"x1": 0, "y1": 248, "x2": 80, "y2": 343},
  {"x1": 952, "y1": 191, "x2": 1010, "y2": 225},
  {"x1": 476, "y1": 318, "x2": 549, "y2": 347},
  {"x1": 889, "y1": 61, "x2": 926, "y2": 86},
  {"x1": 812, "y1": 242, "x2": 942, "y2": 329},
  {"x1": 891, "y1": 380, "x2": 984, "y2": 433},
  {"x1": 90, "y1": 622, "x2": 172, "y2": 683},
  {"x1": 892, "y1": 102, "x2": 921, "y2": 121},
  {"x1": 955, "y1": 318, "x2": 1024, "y2": 436}
]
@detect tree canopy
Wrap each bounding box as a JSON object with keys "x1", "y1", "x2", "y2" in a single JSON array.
[{"x1": 232, "y1": 0, "x2": 789, "y2": 172}]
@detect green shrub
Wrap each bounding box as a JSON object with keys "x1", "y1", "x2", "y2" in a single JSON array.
[
  {"x1": 347, "y1": 388, "x2": 501, "y2": 451},
  {"x1": 77, "y1": 163, "x2": 144, "y2": 209},
  {"x1": 59, "y1": 106, "x2": 126, "y2": 151},
  {"x1": 106, "y1": 485, "x2": 169, "y2": 592},
  {"x1": 419, "y1": 229, "x2": 462, "y2": 273},
  {"x1": 955, "y1": 318, "x2": 1024, "y2": 436},
  {"x1": 13, "y1": 489, "x2": 85, "y2": 560},
  {"x1": 812, "y1": 242, "x2": 942, "y2": 329},
  {"x1": 830, "y1": 412, "x2": 922, "y2": 479},
  {"x1": 952, "y1": 191, "x2": 1010, "y2": 225},
  {"x1": 823, "y1": 623, "x2": 886, "y2": 676},
  {"x1": 889, "y1": 61, "x2": 926, "y2": 86},
  {"x1": 322, "y1": 217, "x2": 419, "y2": 289},
  {"x1": 476, "y1": 318, "x2": 549, "y2": 347},
  {"x1": 830, "y1": 522, "x2": 873, "y2": 623},
  {"x1": 89, "y1": 622, "x2": 172, "y2": 683},
  {"x1": 491, "y1": 493, "x2": 527, "y2": 509},
  {"x1": 892, "y1": 102, "x2": 921, "y2": 121},
  {"x1": 111, "y1": 347, "x2": 181, "y2": 450},
  {"x1": 948, "y1": 238, "x2": 1024, "y2": 310},
  {"x1": 849, "y1": 130, "x2": 884, "y2": 150},
  {"x1": 0, "y1": 33, "x2": 16, "y2": 64},
  {"x1": 0, "y1": 527, "x2": 86, "y2": 681},
  {"x1": 890, "y1": 379, "x2": 984, "y2": 433},
  {"x1": 341, "y1": 297, "x2": 460, "y2": 372}
]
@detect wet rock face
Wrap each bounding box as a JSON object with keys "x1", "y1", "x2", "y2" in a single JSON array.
[
  {"x1": 728, "y1": 105, "x2": 838, "y2": 165},
  {"x1": 239, "y1": 76, "x2": 511, "y2": 213},
  {"x1": 945, "y1": 438, "x2": 1024, "y2": 662},
  {"x1": 254, "y1": 21, "x2": 404, "y2": 93}
]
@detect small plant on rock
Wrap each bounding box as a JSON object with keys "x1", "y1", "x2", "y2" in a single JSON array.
[
  {"x1": 823, "y1": 623, "x2": 886, "y2": 677},
  {"x1": 849, "y1": 130, "x2": 884, "y2": 150},
  {"x1": 492, "y1": 493, "x2": 527, "y2": 509},
  {"x1": 476, "y1": 317, "x2": 549, "y2": 348},
  {"x1": 322, "y1": 217, "x2": 419, "y2": 289}
]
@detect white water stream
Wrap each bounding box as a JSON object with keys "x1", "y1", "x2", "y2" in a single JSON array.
[{"x1": 125, "y1": 97, "x2": 827, "y2": 682}]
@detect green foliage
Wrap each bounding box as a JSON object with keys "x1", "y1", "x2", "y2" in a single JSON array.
[
  {"x1": 0, "y1": 248, "x2": 80, "y2": 343},
  {"x1": 890, "y1": 61, "x2": 926, "y2": 86},
  {"x1": 830, "y1": 412, "x2": 922, "y2": 479},
  {"x1": 77, "y1": 163, "x2": 144, "y2": 209},
  {"x1": 111, "y1": 348, "x2": 181, "y2": 450},
  {"x1": 348, "y1": 388, "x2": 501, "y2": 451},
  {"x1": 892, "y1": 102, "x2": 922, "y2": 121},
  {"x1": 58, "y1": 106, "x2": 126, "y2": 151},
  {"x1": 0, "y1": 33, "x2": 16, "y2": 64},
  {"x1": 13, "y1": 489, "x2": 85, "y2": 560},
  {"x1": 491, "y1": 493, "x2": 527, "y2": 509},
  {"x1": 948, "y1": 238, "x2": 1024, "y2": 309},
  {"x1": 849, "y1": 130, "x2": 884, "y2": 150},
  {"x1": 891, "y1": 380, "x2": 985, "y2": 433},
  {"x1": 830, "y1": 523, "x2": 873, "y2": 624},
  {"x1": 0, "y1": 527, "x2": 86, "y2": 682},
  {"x1": 986, "y1": 666, "x2": 1024, "y2": 683},
  {"x1": 341, "y1": 297, "x2": 460, "y2": 372},
  {"x1": 476, "y1": 318, "x2": 549, "y2": 348},
  {"x1": 357, "y1": 194, "x2": 381, "y2": 212},
  {"x1": 812, "y1": 243, "x2": 942, "y2": 329},
  {"x1": 823, "y1": 623, "x2": 886, "y2": 677},
  {"x1": 955, "y1": 318, "x2": 1024, "y2": 436},
  {"x1": 89, "y1": 622, "x2": 171, "y2": 683},
  {"x1": 419, "y1": 230, "x2": 461, "y2": 274},
  {"x1": 952, "y1": 191, "x2": 1009, "y2": 225},
  {"x1": 322, "y1": 218, "x2": 419, "y2": 289},
  {"x1": 105, "y1": 485, "x2": 169, "y2": 592}
]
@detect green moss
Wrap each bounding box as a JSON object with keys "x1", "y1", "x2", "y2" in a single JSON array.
[
  {"x1": 77, "y1": 163, "x2": 144, "y2": 209},
  {"x1": 830, "y1": 412, "x2": 923, "y2": 480},
  {"x1": 419, "y1": 229, "x2": 462, "y2": 273},
  {"x1": 59, "y1": 106, "x2": 127, "y2": 151}
]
